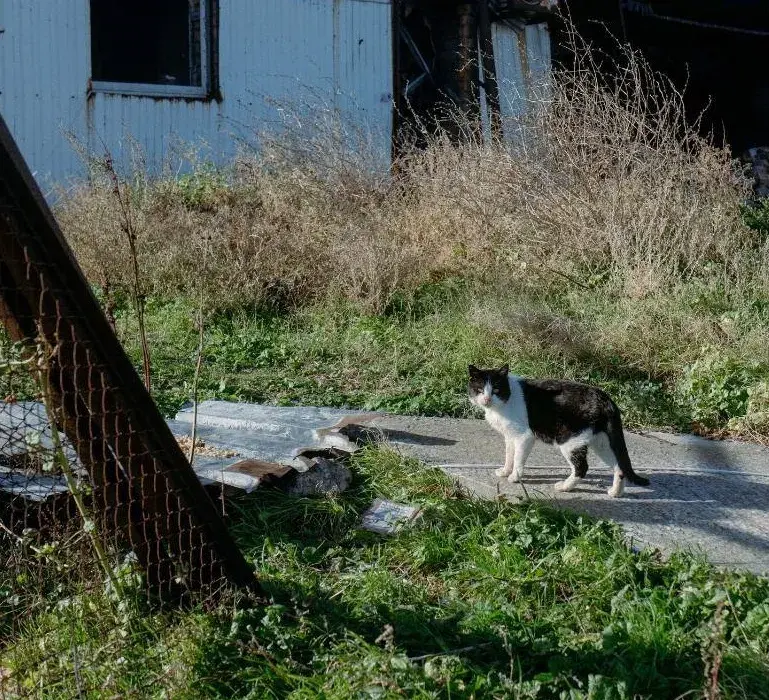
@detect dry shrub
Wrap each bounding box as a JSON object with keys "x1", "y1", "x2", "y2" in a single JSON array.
[
  {"x1": 401, "y1": 34, "x2": 758, "y2": 296},
  {"x1": 57, "y1": 33, "x2": 761, "y2": 313}
]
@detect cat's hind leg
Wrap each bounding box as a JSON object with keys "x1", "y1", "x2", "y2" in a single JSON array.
[
  {"x1": 554, "y1": 443, "x2": 589, "y2": 492},
  {"x1": 607, "y1": 468, "x2": 625, "y2": 498},
  {"x1": 591, "y1": 432, "x2": 625, "y2": 498}
]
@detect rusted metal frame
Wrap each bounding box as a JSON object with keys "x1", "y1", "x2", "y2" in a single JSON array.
[
  {"x1": 0, "y1": 224, "x2": 178, "y2": 596},
  {"x1": 0, "y1": 113, "x2": 258, "y2": 595},
  {"x1": 477, "y1": 0, "x2": 502, "y2": 139},
  {"x1": 0, "y1": 161, "x2": 237, "y2": 598}
]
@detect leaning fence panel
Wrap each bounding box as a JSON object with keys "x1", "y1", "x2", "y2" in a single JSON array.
[{"x1": 0, "y1": 112, "x2": 257, "y2": 696}]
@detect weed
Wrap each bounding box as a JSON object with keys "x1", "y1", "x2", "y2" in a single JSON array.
[
  {"x1": 2, "y1": 449, "x2": 768, "y2": 698},
  {"x1": 740, "y1": 197, "x2": 769, "y2": 236},
  {"x1": 57, "y1": 36, "x2": 761, "y2": 316},
  {"x1": 107, "y1": 285, "x2": 769, "y2": 439},
  {"x1": 677, "y1": 348, "x2": 766, "y2": 428}
]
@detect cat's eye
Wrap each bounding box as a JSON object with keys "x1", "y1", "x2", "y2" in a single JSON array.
[{"x1": 492, "y1": 388, "x2": 499, "y2": 394}]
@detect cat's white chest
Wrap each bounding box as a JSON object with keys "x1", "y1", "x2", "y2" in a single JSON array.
[
  {"x1": 482, "y1": 378, "x2": 529, "y2": 436},
  {"x1": 484, "y1": 408, "x2": 510, "y2": 433},
  {"x1": 484, "y1": 408, "x2": 527, "y2": 436}
]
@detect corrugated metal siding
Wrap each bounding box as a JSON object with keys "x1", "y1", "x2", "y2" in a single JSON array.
[
  {"x1": 0, "y1": 0, "x2": 90, "y2": 193},
  {"x1": 524, "y1": 22, "x2": 551, "y2": 93},
  {"x1": 491, "y1": 22, "x2": 526, "y2": 123},
  {"x1": 334, "y1": 0, "x2": 393, "y2": 165},
  {"x1": 485, "y1": 20, "x2": 551, "y2": 146},
  {"x1": 0, "y1": 0, "x2": 392, "y2": 188}
]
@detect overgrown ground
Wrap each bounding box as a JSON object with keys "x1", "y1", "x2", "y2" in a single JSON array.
[
  {"x1": 56, "y1": 44, "x2": 769, "y2": 440},
  {"x1": 107, "y1": 268, "x2": 769, "y2": 438},
  {"x1": 3, "y1": 450, "x2": 769, "y2": 699},
  {"x1": 3, "y1": 39, "x2": 769, "y2": 699}
]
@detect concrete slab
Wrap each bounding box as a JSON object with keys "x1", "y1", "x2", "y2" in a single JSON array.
[
  {"x1": 366, "y1": 415, "x2": 769, "y2": 574},
  {"x1": 177, "y1": 402, "x2": 769, "y2": 574}
]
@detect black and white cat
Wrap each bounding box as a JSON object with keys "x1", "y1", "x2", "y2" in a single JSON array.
[{"x1": 468, "y1": 365, "x2": 649, "y2": 498}]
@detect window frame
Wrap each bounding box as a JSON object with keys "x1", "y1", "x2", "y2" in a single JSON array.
[{"x1": 90, "y1": 0, "x2": 212, "y2": 100}]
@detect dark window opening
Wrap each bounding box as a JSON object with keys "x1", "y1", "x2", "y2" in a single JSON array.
[{"x1": 90, "y1": 0, "x2": 205, "y2": 87}]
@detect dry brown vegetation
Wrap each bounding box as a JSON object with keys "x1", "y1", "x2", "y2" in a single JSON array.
[
  {"x1": 58, "y1": 40, "x2": 764, "y2": 315},
  {"x1": 52, "y1": 36, "x2": 769, "y2": 436}
]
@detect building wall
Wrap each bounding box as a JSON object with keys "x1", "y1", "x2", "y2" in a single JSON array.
[
  {"x1": 0, "y1": 0, "x2": 393, "y2": 194},
  {"x1": 479, "y1": 20, "x2": 551, "y2": 146}
]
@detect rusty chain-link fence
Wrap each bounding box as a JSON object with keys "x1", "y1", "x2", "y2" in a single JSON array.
[{"x1": 0, "y1": 113, "x2": 258, "y2": 696}]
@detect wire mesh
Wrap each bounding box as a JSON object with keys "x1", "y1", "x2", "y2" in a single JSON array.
[{"x1": 0, "y1": 114, "x2": 256, "y2": 696}]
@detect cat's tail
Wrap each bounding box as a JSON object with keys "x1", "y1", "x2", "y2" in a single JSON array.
[{"x1": 605, "y1": 408, "x2": 650, "y2": 486}]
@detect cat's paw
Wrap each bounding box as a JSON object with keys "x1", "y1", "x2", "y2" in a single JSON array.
[
  {"x1": 607, "y1": 484, "x2": 625, "y2": 498},
  {"x1": 554, "y1": 478, "x2": 580, "y2": 492},
  {"x1": 508, "y1": 472, "x2": 522, "y2": 483},
  {"x1": 494, "y1": 467, "x2": 512, "y2": 478}
]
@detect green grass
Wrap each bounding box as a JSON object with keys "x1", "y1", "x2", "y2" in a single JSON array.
[
  {"x1": 117, "y1": 275, "x2": 769, "y2": 438},
  {"x1": 3, "y1": 449, "x2": 768, "y2": 698}
]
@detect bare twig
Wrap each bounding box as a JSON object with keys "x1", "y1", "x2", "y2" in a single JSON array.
[
  {"x1": 702, "y1": 600, "x2": 726, "y2": 700},
  {"x1": 188, "y1": 303, "x2": 205, "y2": 466},
  {"x1": 408, "y1": 642, "x2": 493, "y2": 662},
  {"x1": 187, "y1": 232, "x2": 210, "y2": 466},
  {"x1": 101, "y1": 150, "x2": 152, "y2": 392}
]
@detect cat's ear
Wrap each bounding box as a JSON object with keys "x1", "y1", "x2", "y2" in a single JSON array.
[
  {"x1": 499, "y1": 364, "x2": 509, "y2": 376},
  {"x1": 468, "y1": 364, "x2": 480, "y2": 376}
]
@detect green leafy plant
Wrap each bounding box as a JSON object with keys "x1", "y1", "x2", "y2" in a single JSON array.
[
  {"x1": 677, "y1": 348, "x2": 766, "y2": 427},
  {"x1": 740, "y1": 197, "x2": 769, "y2": 236}
]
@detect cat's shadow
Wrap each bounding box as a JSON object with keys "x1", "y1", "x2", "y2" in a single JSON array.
[
  {"x1": 509, "y1": 468, "x2": 769, "y2": 562},
  {"x1": 375, "y1": 428, "x2": 457, "y2": 447}
]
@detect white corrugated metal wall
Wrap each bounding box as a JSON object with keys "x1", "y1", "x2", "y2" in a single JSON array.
[
  {"x1": 481, "y1": 20, "x2": 551, "y2": 147},
  {"x1": 0, "y1": 1, "x2": 91, "y2": 188},
  {"x1": 0, "y1": 0, "x2": 393, "y2": 193}
]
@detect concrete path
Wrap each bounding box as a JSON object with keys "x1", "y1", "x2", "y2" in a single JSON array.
[
  {"x1": 172, "y1": 402, "x2": 769, "y2": 574},
  {"x1": 367, "y1": 414, "x2": 769, "y2": 574}
]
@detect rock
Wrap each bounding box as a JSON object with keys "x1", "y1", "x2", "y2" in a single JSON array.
[
  {"x1": 283, "y1": 457, "x2": 352, "y2": 497},
  {"x1": 337, "y1": 424, "x2": 385, "y2": 447}
]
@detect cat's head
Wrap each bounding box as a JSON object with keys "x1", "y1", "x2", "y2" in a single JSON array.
[{"x1": 468, "y1": 364, "x2": 511, "y2": 408}]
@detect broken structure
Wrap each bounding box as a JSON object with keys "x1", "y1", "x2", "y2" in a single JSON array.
[{"x1": 0, "y1": 1, "x2": 555, "y2": 190}]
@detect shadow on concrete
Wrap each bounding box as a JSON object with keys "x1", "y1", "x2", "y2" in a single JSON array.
[
  {"x1": 511, "y1": 450, "x2": 769, "y2": 570},
  {"x1": 379, "y1": 428, "x2": 457, "y2": 447},
  {"x1": 440, "y1": 428, "x2": 769, "y2": 571}
]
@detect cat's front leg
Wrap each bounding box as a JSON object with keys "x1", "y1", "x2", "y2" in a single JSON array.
[
  {"x1": 509, "y1": 433, "x2": 534, "y2": 482},
  {"x1": 494, "y1": 435, "x2": 516, "y2": 478}
]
